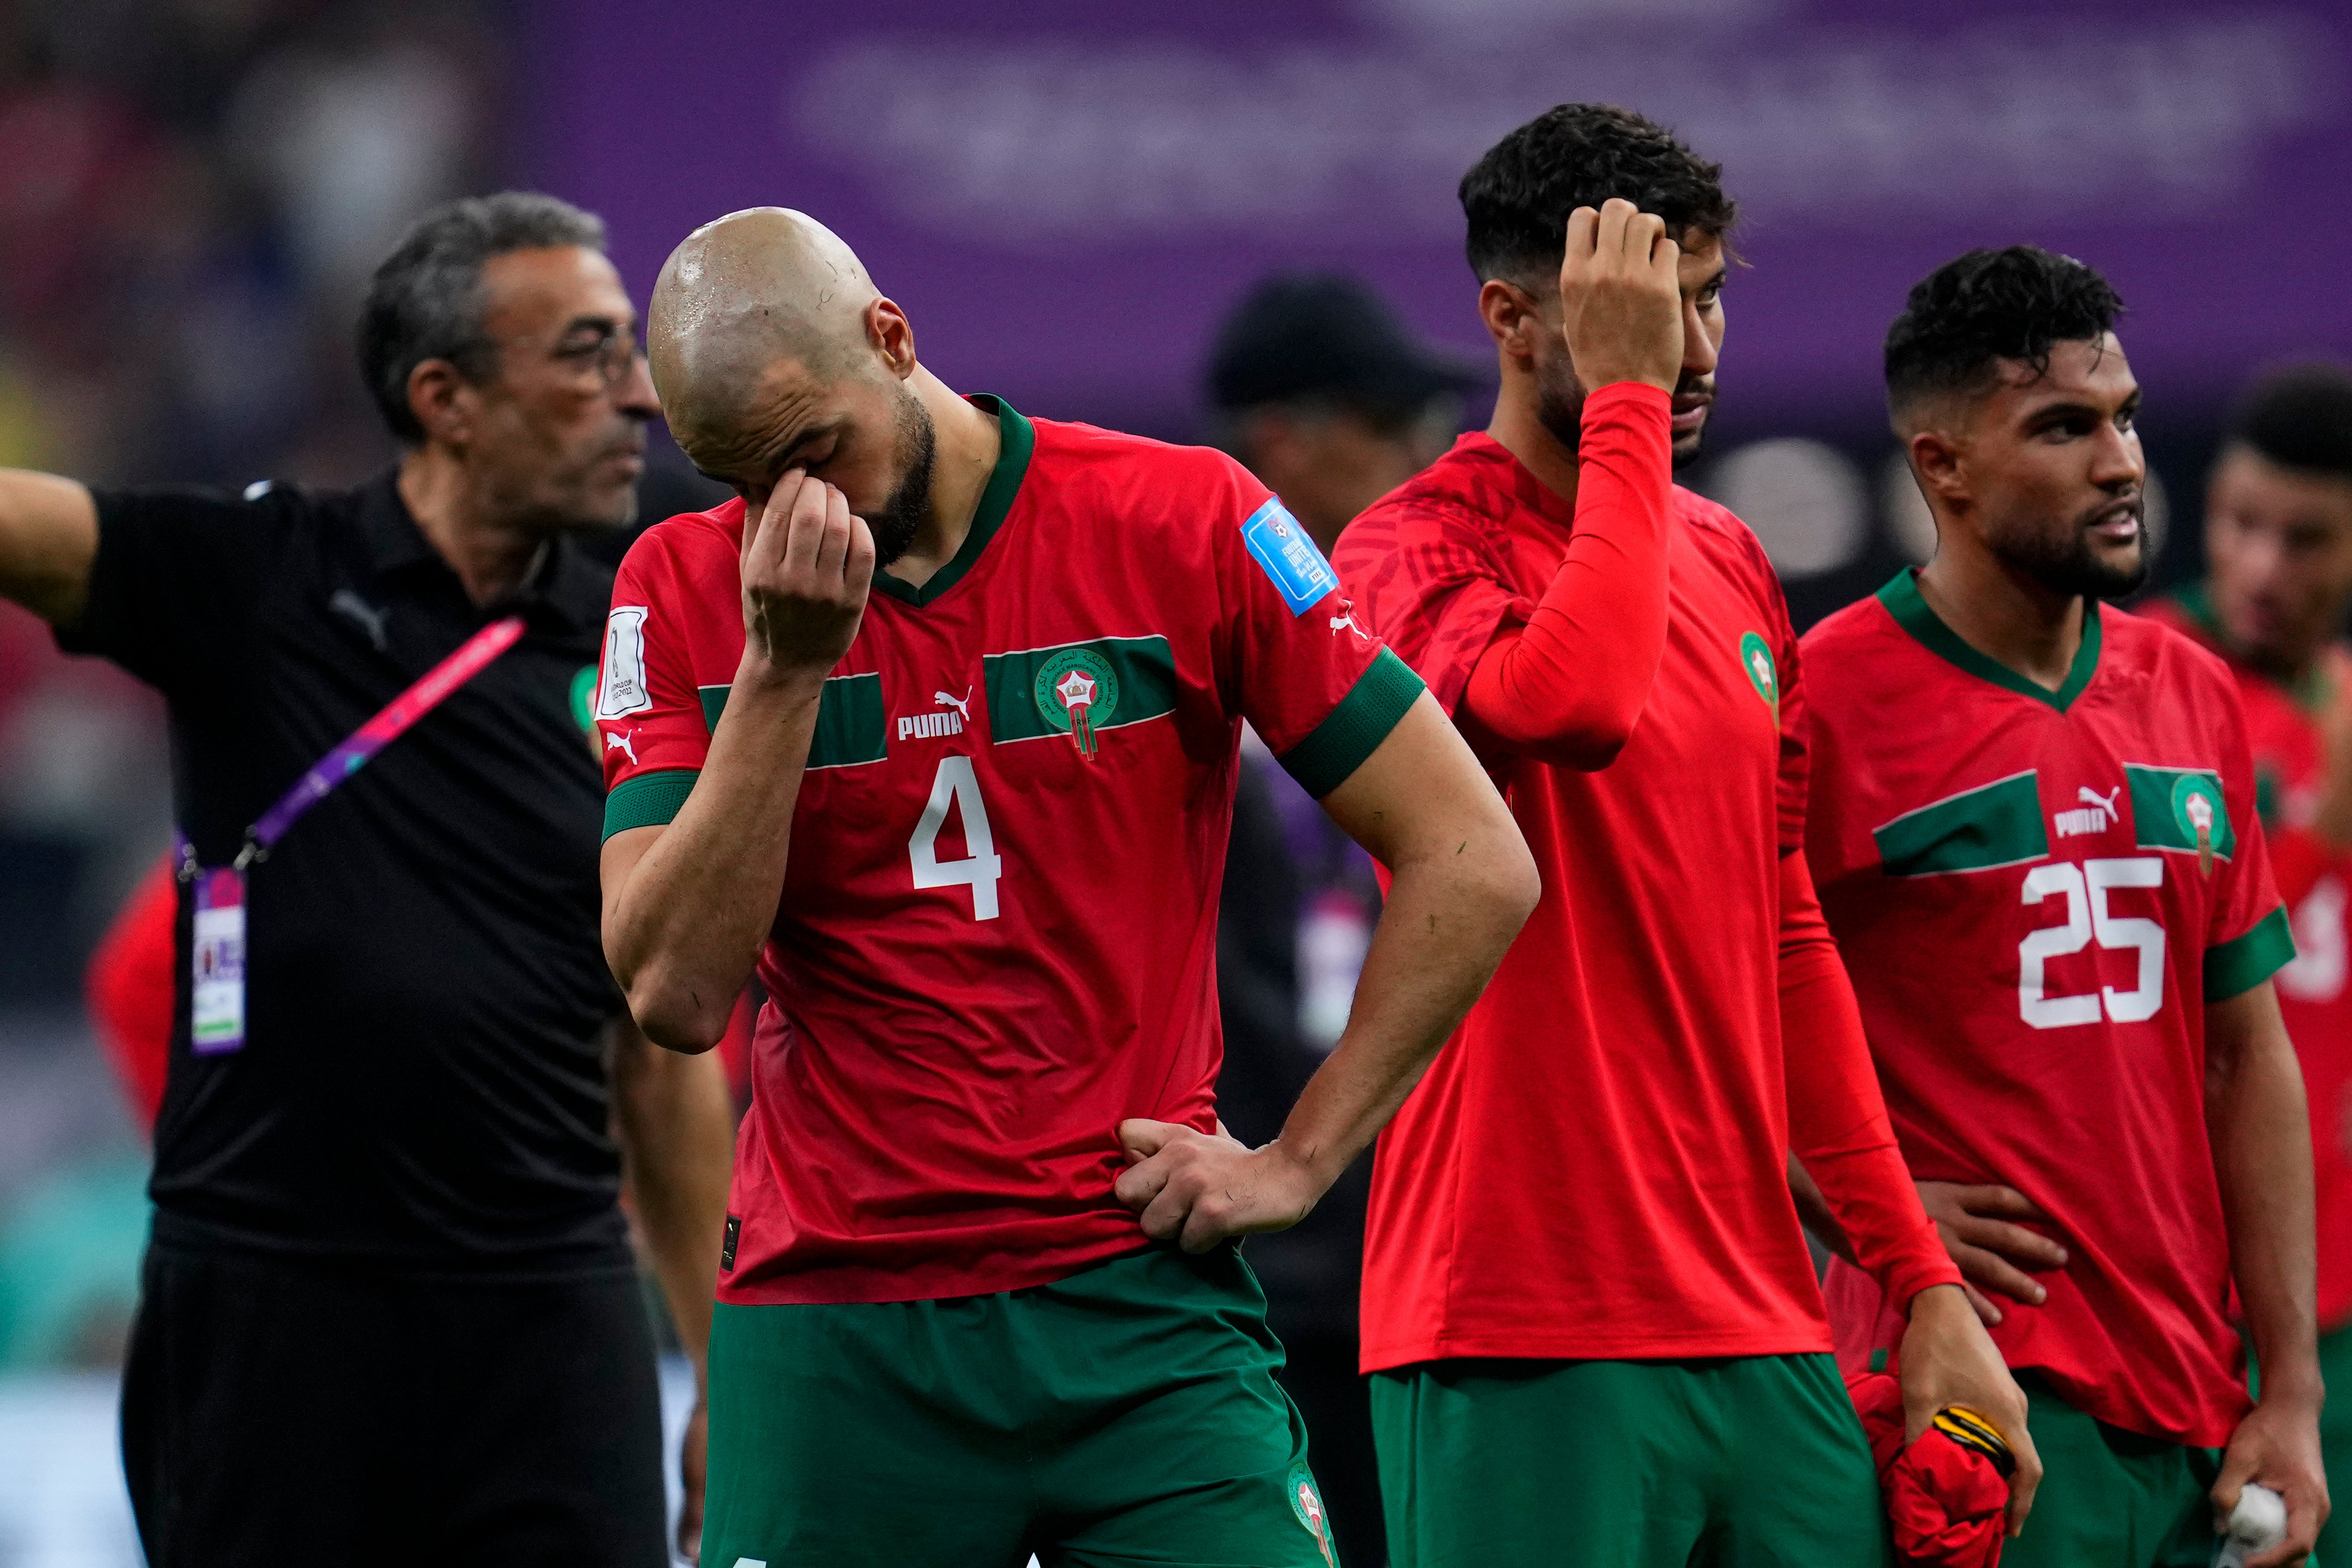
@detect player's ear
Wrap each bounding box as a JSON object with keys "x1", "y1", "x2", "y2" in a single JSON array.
[
  {"x1": 867, "y1": 297, "x2": 916, "y2": 381},
  {"x1": 1908, "y1": 427, "x2": 1969, "y2": 507},
  {"x1": 1477, "y1": 278, "x2": 1537, "y2": 362}
]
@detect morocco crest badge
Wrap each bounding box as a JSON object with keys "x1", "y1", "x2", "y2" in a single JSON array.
[{"x1": 1033, "y1": 647, "x2": 1120, "y2": 761}]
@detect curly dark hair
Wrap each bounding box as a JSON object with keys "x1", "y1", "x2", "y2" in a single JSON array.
[
  {"x1": 1459, "y1": 104, "x2": 1735, "y2": 286},
  {"x1": 1884, "y1": 246, "x2": 2124, "y2": 414},
  {"x1": 358, "y1": 192, "x2": 608, "y2": 445},
  {"x1": 2228, "y1": 361, "x2": 2352, "y2": 481}
]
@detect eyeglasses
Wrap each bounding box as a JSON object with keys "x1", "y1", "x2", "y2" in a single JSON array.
[{"x1": 547, "y1": 325, "x2": 645, "y2": 389}]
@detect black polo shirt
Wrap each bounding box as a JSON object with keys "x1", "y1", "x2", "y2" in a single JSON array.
[{"x1": 60, "y1": 469, "x2": 633, "y2": 1277}]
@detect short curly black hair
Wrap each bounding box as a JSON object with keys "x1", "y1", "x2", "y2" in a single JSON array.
[
  {"x1": 1884, "y1": 246, "x2": 2124, "y2": 416},
  {"x1": 2228, "y1": 362, "x2": 2352, "y2": 482},
  {"x1": 1459, "y1": 104, "x2": 1735, "y2": 286}
]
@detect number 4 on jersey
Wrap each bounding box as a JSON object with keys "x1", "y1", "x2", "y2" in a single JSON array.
[{"x1": 909, "y1": 756, "x2": 1003, "y2": 920}]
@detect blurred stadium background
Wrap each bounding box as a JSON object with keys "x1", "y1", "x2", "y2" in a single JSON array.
[{"x1": 0, "y1": 0, "x2": 2343, "y2": 1559}]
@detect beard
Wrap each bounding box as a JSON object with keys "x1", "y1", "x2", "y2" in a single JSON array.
[
  {"x1": 1534, "y1": 360, "x2": 1714, "y2": 470},
  {"x1": 1997, "y1": 501, "x2": 2150, "y2": 601},
  {"x1": 865, "y1": 389, "x2": 938, "y2": 569}
]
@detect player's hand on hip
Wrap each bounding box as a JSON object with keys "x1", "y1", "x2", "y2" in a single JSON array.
[
  {"x1": 738, "y1": 469, "x2": 874, "y2": 686},
  {"x1": 1899, "y1": 1282, "x2": 2041, "y2": 1538},
  {"x1": 1916, "y1": 1180, "x2": 2068, "y2": 1324},
  {"x1": 1112, "y1": 1118, "x2": 1320, "y2": 1253},
  {"x1": 2215, "y1": 1390, "x2": 2328, "y2": 1566},
  {"x1": 1557, "y1": 197, "x2": 1684, "y2": 394}
]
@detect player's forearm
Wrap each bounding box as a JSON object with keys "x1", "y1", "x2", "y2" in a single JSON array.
[
  {"x1": 610, "y1": 1019, "x2": 734, "y2": 1377},
  {"x1": 1270, "y1": 819, "x2": 1536, "y2": 1189},
  {"x1": 0, "y1": 471, "x2": 98, "y2": 626},
  {"x1": 604, "y1": 660, "x2": 824, "y2": 1048},
  {"x1": 1459, "y1": 383, "x2": 1672, "y2": 769},
  {"x1": 1779, "y1": 852, "x2": 1960, "y2": 1305},
  {"x1": 2208, "y1": 982, "x2": 2324, "y2": 1405}
]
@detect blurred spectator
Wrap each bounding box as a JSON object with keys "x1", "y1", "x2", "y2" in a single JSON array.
[
  {"x1": 1204, "y1": 272, "x2": 1478, "y2": 1568},
  {"x1": 1208, "y1": 273, "x2": 1478, "y2": 556}
]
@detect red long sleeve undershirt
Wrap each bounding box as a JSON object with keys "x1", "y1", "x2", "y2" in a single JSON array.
[
  {"x1": 1781, "y1": 849, "x2": 1963, "y2": 1311},
  {"x1": 1460, "y1": 382, "x2": 1674, "y2": 770}
]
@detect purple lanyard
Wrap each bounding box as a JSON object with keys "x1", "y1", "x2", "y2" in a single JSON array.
[{"x1": 178, "y1": 614, "x2": 526, "y2": 875}]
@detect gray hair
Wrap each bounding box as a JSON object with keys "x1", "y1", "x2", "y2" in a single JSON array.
[{"x1": 358, "y1": 192, "x2": 608, "y2": 445}]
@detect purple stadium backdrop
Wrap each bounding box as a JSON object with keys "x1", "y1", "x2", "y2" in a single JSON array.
[{"x1": 520, "y1": 0, "x2": 2348, "y2": 440}]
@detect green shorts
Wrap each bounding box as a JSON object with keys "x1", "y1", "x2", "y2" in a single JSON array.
[
  {"x1": 702, "y1": 1243, "x2": 1340, "y2": 1568},
  {"x1": 1994, "y1": 1371, "x2": 2220, "y2": 1568},
  {"x1": 1368, "y1": 1352, "x2": 1888, "y2": 1567}
]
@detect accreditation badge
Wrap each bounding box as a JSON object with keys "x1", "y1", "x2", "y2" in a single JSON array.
[{"x1": 191, "y1": 867, "x2": 248, "y2": 1054}]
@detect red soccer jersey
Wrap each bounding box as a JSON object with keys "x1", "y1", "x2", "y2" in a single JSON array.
[
  {"x1": 1805, "y1": 573, "x2": 2292, "y2": 1446},
  {"x1": 2145, "y1": 588, "x2": 2352, "y2": 1332},
  {"x1": 596, "y1": 397, "x2": 1421, "y2": 1306},
  {"x1": 1337, "y1": 430, "x2": 1930, "y2": 1368}
]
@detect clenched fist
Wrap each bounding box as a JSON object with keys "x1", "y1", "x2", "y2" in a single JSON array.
[
  {"x1": 739, "y1": 469, "x2": 874, "y2": 686},
  {"x1": 1559, "y1": 197, "x2": 1685, "y2": 395}
]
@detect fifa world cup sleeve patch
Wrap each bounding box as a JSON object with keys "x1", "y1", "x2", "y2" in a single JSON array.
[
  {"x1": 597, "y1": 605, "x2": 654, "y2": 718},
  {"x1": 1241, "y1": 498, "x2": 1340, "y2": 615}
]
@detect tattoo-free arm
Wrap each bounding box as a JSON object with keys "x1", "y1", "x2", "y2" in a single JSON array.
[
  {"x1": 2207, "y1": 980, "x2": 2329, "y2": 1566},
  {"x1": 1114, "y1": 694, "x2": 1539, "y2": 1248}
]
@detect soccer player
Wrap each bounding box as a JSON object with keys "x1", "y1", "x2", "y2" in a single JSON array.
[
  {"x1": 595, "y1": 207, "x2": 1542, "y2": 1567},
  {"x1": 1804, "y1": 247, "x2": 2328, "y2": 1566},
  {"x1": 1332, "y1": 103, "x2": 2032, "y2": 1566}
]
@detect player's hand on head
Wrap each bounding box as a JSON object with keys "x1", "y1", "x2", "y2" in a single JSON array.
[
  {"x1": 1915, "y1": 1181, "x2": 2069, "y2": 1323},
  {"x1": 1898, "y1": 1282, "x2": 2041, "y2": 1538},
  {"x1": 1111, "y1": 1118, "x2": 1322, "y2": 1252},
  {"x1": 2214, "y1": 1393, "x2": 2328, "y2": 1567},
  {"x1": 1556, "y1": 197, "x2": 1684, "y2": 395},
  {"x1": 738, "y1": 469, "x2": 875, "y2": 686}
]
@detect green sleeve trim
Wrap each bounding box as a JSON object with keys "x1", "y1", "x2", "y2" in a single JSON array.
[
  {"x1": 1277, "y1": 648, "x2": 1426, "y2": 799},
  {"x1": 2205, "y1": 905, "x2": 2296, "y2": 1000},
  {"x1": 603, "y1": 768, "x2": 699, "y2": 841}
]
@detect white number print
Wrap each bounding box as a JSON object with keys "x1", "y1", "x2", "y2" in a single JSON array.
[
  {"x1": 2018, "y1": 856, "x2": 2168, "y2": 1028},
  {"x1": 908, "y1": 756, "x2": 1003, "y2": 920}
]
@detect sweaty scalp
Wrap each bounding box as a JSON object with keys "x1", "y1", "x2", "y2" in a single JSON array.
[{"x1": 648, "y1": 208, "x2": 880, "y2": 454}]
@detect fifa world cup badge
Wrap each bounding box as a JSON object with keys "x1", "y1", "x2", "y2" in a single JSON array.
[{"x1": 1033, "y1": 647, "x2": 1120, "y2": 761}]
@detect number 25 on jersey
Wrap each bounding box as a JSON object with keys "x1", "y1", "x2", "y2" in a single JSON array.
[{"x1": 2019, "y1": 856, "x2": 2165, "y2": 1028}]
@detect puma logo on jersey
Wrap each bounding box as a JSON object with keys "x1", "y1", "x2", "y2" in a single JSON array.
[
  {"x1": 604, "y1": 728, "x2": 638, "y2": 765},
  {"x1": 899, "y1": 688, "x2": 971, "y2": 741},
  {"x1": 2055, "y1": 784, "x2": 2121, "y2": 838},
  {"x1": 1329, "y1": 600, "x2": 1371, "y2": 642}
]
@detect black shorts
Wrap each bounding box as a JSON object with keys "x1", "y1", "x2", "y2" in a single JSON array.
[{"x1": 121, "y1": 1241, "x2": 669, "y2": 1567}]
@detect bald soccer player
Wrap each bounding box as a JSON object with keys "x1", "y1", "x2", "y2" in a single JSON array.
[{"x1": 592, "y1": 208, "x2": 1542, "y2": 1567}]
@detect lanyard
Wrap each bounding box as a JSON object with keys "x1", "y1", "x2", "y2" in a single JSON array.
[{"x1": 178, "y1": 614, "x2": 527, "y2": 876}]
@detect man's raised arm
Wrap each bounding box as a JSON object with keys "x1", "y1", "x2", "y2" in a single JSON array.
[
  {"x1": 600, "y1": 472, "x2": 873, "y2": 1051},
  {"x1": 1114, "y1": 692, "x2": 1539, "y2": 1249},
  {"x1": 0, "y1": 471, "x2": 99, "y2": 626}
]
